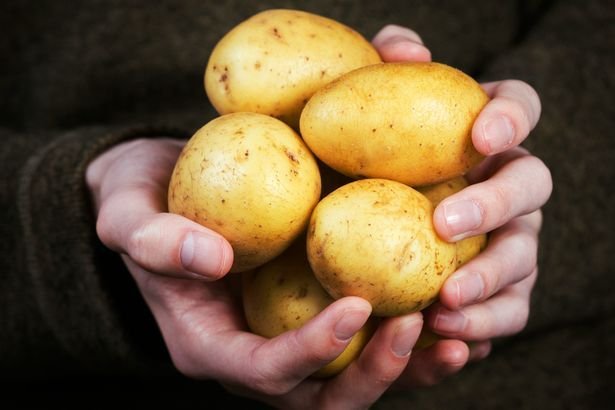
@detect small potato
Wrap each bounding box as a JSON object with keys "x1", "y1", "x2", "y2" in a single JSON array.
[
  {"x1": 167, "y1": 112, "x2": 321, "y2": 272},
  {"x1": 300, "y1": 62, "x2": 490, "y2": 187},
  {"x1": 418, "y1": 176, "x2": 488, "y2": 267},
  {"x1": 204, "y1": 9, "x2": 382, "y2": 130},
  {"x1": 242, "y1": 240, "x2": 377, "y2": 378},
  {"x1": 307, "y1": 178, "x2": 457, "y2": 317}
]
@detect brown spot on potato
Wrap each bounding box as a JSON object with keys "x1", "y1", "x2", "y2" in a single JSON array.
[{"x1": 285, "y1": 149, "x2": 299, "y2": 163}]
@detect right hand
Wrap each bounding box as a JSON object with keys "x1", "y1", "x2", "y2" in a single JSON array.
[{"x1": 86, "y1": 136, "x2": 425, "y2": 409}]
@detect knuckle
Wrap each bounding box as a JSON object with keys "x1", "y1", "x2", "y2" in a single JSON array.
[
  {"x1": 249, "y1": 372, "x2": 294, "y2": 396},
  {"x1": 489, "y1": 183, "x2": 514, "y2": 227},
  {"x1": 510, "y1": 230, "x2": 538, "y2": 270},
  {"x1": 125, "y1": 215, "x2": 164, "y2": 265},
  {"x1": 166, "y1": 342, "x2": 203, "y2": 380},
  {"x1": 94, "y1": 203, "x2": 116, "y2": 248},
  {"x1": 126, "y1": 221, "x2": 149, "y2": 259},
  {"x1": 509, "y1": 303, "x2": 530, "y2": 334},
  {"x1": 246, "y1": 348, "x2": 295, "y2": 396},
  {"x1": 509, "y1": 79, "x2": 541, "y2": 128},
  {"x1": 516, "y1": 80, "x2": 541, "y2": 121},
  {"x1": 527, "y1": 156, "x2": 553, "y2": 201},
  {"x1": 172, "y1": 356, "x2": 202, "y2": 379},
  {"x1": 477, "y1": 268, "x2": 500, "y2": 300}
]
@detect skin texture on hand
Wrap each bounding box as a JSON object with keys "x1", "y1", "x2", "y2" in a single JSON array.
[{"x1": 86, "y1": 24, "x2": 552, "y2": 408}]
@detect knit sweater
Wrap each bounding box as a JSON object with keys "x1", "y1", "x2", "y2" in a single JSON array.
[{"x1": 1, "y1": 0, "x2": 613, "y2": 408}]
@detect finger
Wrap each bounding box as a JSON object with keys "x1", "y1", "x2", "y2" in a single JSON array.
[
  {"x1": 232, "y1": 297, "x2": 372, "y2": 397},
  {"x1": 398, "y1": 339, "x2": 469, "y2": 387},
  {"x1": 468, "y1": 340, "x2": 492, "y2": 362},
  {"x1": 316, "y1": 313, "x2": 423, "y2": 408},
  {"x1": 426, "y1": 268, "x2": 537, "y2": 340},
  {"x1": 371, "y1": 24, "x2": 432, "y2": 62},
  {"x1": 96, "y1": 181, "x2": 234, "y2": 280},
  {"x1": 439, "y1": 212, "x2": 540, "y2": 309},
  {"x1": 473, "y1": 80, "x2": 541, "y2": 155},
  {"x1": 433, "y1": 151, "x2": 552, "y2": 241},
  {"x1": 87, "y1": 138, "x2": 185, "y2": 210}
]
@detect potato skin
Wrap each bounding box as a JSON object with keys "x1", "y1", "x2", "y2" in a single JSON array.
[
  {"x1": 300, "y1": 62, "x2": 490, "y2": 186},
  {"x1": 418, "y1": 176, "x2": 488, "y2": 267},
  {"x1": 204, "y1": 9, "x2": 381, "y2": 130},
  {"x1": 167, "y1": 112, "x2": 321, "y2": 272},
  {"x1": 307, "y1": 178, "x2": 457, "y2": 317},
  {"x1": 242, "y1": 240, "x2": 376, "y2": 378}
]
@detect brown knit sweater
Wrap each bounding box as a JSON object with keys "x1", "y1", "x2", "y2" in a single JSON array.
[{"x1": 1, "y1": 0, "x2": 613, "y2": 408}]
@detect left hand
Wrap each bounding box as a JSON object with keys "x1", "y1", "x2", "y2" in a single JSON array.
[{"x1": 373, "y1": 25, "x2": 552, "y2": 387}]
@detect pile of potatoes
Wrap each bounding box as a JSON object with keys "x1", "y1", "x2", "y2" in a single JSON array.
[{"x1": 167, "y1": 9, "x2": 488, "y2": 377}]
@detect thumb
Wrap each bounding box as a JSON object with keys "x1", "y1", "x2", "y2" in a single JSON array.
[{"x1": 96, "y1": 187, "x2": 234, "y2": 280}]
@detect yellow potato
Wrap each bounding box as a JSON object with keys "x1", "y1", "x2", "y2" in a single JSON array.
[
  {"x1": 204, "y1": 9, "x2": 382, "y2": 130},
  {"x1": 456, "y1": 233, "x2": 488, "y2": 268},
  {"x1": 300, "y1": 62, "x2": 490, "y2": 186},
  {"x1": 414, "y1": 327, "x2": 441, "y2": 350},
  {"x1": 307, "y1": 178, "x2": 457, "y2": 317},
  {"x1": 167, "y1": 112, "x2": 321, "y2": 272},
  {"x1": 417, "y1": 175, "x2": 470, "y2": 206},
  {"x1": 418, "y1": 176, "x2": 488, "y2": 267},
  {"x1": 242, "y1": 240, "x2": 377, "y2": 378}
]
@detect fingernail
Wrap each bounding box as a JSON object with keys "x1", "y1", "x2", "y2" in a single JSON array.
[
  {"x1": 433, "y1": 308, "x2": 468, "y2": 334},
  {"x1": 482, "y1": 115, "x2": 514, "y2": 153},
  {"x1": 391, "y1": 316, "x2": 423, "y2": 357},
  {"x1": 443, "y1": 200, "x2": 483, "y2": 241},
  {"x1": 382, "y1": 34, "x2": 419, "y2": 46},
  {"x1": 453, "y1": 271, "x2": 485, "y2": 306},
  {"x1": 334, "y1": 309, "x2": 369, "y2": 342},
  {"x1": 181, "y1": 231, "x2": 225, "y2": 279}
]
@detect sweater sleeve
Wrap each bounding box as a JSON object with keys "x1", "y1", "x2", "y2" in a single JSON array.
[{"x1": 0, "y1": 124, "x2": 188, "y2": 380}]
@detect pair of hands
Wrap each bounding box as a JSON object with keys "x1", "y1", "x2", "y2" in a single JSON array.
[{"x1": 86, "y1": 25, "x2": 552, "y2": 409}]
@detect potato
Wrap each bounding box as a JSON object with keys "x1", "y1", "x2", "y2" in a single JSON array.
[
  {"x1": 167, "y1": 112, "x2": 321, "y2": 272},
  {"x1": 204, "y1": 9, "x2": 382, "y2": 130},
  {"x1": 242, "y1": 240, "x2": 377, "y2": 378},
  {"x1": 414, "y1": 327, "x2": 441, "y2": 350},
  {"x1": 418, "y1": 176, "x2": 488, "y2": 267},
  {"x1": 307, "y1": 178, "x2": 457, "y2": 317},
  {"x1": 300, "y1": 62, "x2": 490, "y2": 186}
]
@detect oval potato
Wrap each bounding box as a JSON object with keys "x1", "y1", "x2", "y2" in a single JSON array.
[
  {"x1": 242, "y1": 240, "x2": 376, "y2": 378},
  {"x1": 205, "y1": 9, "x2": 382, "y2": 130},
  {"x1": 300, "y1": 62, "x2": 490, "y2": 186},
  {"x1": 307, "y1": 178, "x2": 457, "y2": 317},
  {"x1": 168, "y1": 112, "x2": 321, "y2": 272}
]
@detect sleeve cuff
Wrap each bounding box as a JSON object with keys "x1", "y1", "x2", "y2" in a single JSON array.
[{"x1": 17, "y1": 124, "x2": 188, "y2": 376}]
